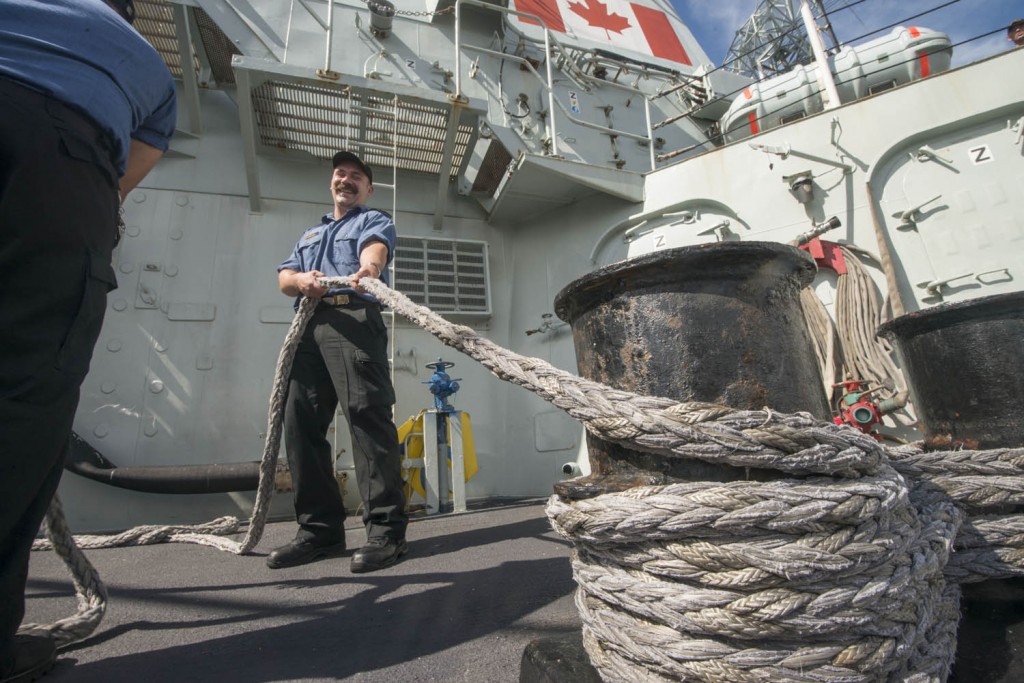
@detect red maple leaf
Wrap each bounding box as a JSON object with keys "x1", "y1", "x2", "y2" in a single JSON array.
[{"x1": 567, "y1": 0, "x2": 631, "y2": 37}]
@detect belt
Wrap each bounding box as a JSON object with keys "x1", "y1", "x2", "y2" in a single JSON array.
[
  {"x1": 0, "y1": 76, "x2": 115, "y2": 159},
  {"x1": 319, "y1": 294, "x2": 378, "y2": 308},
  {"x1": 0, "y1": 76, "x2": 117, "y2": 174}
]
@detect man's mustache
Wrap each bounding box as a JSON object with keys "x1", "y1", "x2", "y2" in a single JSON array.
[{"x1": 334, "y1": 183, "x2": 357, "y2": 193}]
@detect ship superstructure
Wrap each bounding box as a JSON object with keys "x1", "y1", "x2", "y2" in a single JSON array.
[{"x1": 60, "y1": 0, "x2": 1024, "y2": 533}]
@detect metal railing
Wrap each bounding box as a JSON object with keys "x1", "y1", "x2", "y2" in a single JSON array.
[{"x1": 453, "y1": 0, "x2": 656, "y2": 169}]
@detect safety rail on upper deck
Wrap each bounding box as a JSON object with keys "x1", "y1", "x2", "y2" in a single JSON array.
[{"x1": 453, "y1": 0, "x2": 657, "y2": 170}]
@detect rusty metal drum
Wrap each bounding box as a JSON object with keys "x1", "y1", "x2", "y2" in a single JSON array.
[
  {"x1": 552, "y1": 242, "x2": 827, "y2": 496},
  {"x1": 878, "y1": 291, "x2": 1024, "y2": 683},
  {"x1": 877, "y1": 291, "x2": 1024, "y2": 450}
]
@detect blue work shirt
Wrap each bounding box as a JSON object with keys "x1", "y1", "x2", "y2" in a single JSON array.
[
  {"x1": 278, "y1": 206, "x2": 396, "y2": 308},
  {"x1": 0, "y1": 0, "x2": 177, "y2": 176}
]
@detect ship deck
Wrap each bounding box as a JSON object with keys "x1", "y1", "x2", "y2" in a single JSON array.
[{"x1": 24, "y1": 498, "x2": 581, "y2": 682}]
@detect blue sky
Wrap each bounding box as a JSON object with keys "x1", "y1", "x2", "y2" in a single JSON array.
[{"x1": 669, "y1": 0, "x2": 1021, "y2": 67}]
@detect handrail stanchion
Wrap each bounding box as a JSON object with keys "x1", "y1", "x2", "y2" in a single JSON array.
[
  {"x1": 543, "y1": 29, "x2": 558, "y2": 157},
  {"x1": 454, "y1": 0, "x2": 462, "y2": 99},
  {"x1": 324, "y1": 0, "x2": 335, "y2": 73},
  {"x1": 644, "y1": 97, "x2": 654, "y2": 170}
]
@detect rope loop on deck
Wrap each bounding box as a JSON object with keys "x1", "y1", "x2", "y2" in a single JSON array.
[{"x1": 24, "y1": 278, "x2": 1024, "y2": 683}]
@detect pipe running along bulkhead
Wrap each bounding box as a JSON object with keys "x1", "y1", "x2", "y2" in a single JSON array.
[{"x1": 66, "y1": 431, "x2": 265, "y2": 494}]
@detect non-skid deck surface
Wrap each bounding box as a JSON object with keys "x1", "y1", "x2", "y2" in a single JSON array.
[{"x1": 24, "y1": 498, "x2": 580, "y2": 682}]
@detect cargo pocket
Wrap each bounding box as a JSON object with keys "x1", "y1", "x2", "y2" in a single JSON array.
[
  {"x1": 352, "y1": 349, "x2": 396, "y2": 409},
  {"x1": 56, "y1": 124, "x2": 118, "y2": 190},
  {"x1": 57, "y1": 252, "x2": 118, "y2": 376}
]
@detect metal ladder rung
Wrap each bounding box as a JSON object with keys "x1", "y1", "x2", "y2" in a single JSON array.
[
  {"x1": 352, "y1": 140, "x2": 400, "y2": 154},
  {"x1": 352, "y1": 104, "x2": 398, "y2": 117}
]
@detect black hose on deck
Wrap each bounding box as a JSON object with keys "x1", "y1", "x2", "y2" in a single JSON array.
[{"x1": 66, "y1": 431, "x2": 262, "y2": 494}]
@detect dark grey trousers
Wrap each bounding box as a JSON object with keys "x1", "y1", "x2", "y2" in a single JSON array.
[{"x1": 284, "y1": 303, "x2": 407, "y2": 543}]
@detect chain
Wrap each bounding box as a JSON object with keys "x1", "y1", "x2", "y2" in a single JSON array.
[{"x1": 365, "y1": 0, "x2": 454, "y2": 17}]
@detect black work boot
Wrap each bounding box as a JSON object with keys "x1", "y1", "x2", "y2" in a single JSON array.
[
  {"x1": 266, "y1": 536, "x2": 346, "y2": 569},
  {"x1": 0, "y1": 634, "x2": 57, "y2": 683},
  {"x1": 350, "y1": 536, "x2": 408, "y2": 573}
]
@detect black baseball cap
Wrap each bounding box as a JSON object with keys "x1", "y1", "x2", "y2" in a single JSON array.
[{"x1": 332, "y1": 151, "x2": 373, "y2": 184}]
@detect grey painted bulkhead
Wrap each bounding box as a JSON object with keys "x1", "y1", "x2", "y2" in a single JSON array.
[{"x1": 61, "y1": 1, "x2": 1024, "y2": 531}]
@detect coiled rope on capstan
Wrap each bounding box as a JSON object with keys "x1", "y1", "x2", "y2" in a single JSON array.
[
  {"x1": 547, "y1": 472, "x2": 965, "y2": 682},
  {"x1": 23, "y1": 277, "x2": 1024, "y2": 682}
]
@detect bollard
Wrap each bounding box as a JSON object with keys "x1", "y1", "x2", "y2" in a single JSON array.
[
  {"x1": 879, "y1": 291, "x2": 1024, "y2": 683},
  {"x1": 523, "y1": 242, "x2": 828, "y2": 683},
  {"x1": 877, "y1": 291, "x2": 1024, "y2": 450},
  {"x1": 551, "y1": 242, "x2": 827, "y2": 498}
]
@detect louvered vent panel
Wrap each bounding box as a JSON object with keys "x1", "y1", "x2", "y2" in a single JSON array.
[
  {"x1": 135, "y1": 0, "x2": 197, "y2": 81},
  {"x1": 394, "y1": 237, "x2": 489, "y2": 315},
  {"x1": 251, "y1": 82, "x2": 474, "y2": 178},
  {"x1": 194, "y1": 6, "x2": 240, "y2": 85}
]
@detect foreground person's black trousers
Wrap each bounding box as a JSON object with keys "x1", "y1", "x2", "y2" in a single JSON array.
[{"x1": 0, "y1": 78, "x2": 118, "y2": 660}]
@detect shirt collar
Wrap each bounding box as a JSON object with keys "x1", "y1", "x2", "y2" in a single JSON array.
[{"x1": 321, "y1": 205, "x2": 367, "y2": 224}]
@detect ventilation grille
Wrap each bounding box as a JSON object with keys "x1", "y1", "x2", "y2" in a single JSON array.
[
  {"x1": 135, "y1": 0, "x2": 200, "y2": 82},
  {"x1": 470, "y1": 140, "x2": 514, "y2": 195},
  {"x1": 252, "y1": 82, "x2": 474, "y2": 178},
  {"x1": 135, "y1": 0, "x2": 237, "y2": 86},
  {"x1": 194, "y1": 6, "x2": 240, "y2": 86},
  {"x1": 394, "y1": 237, "x2": 489, "y2": 314}
]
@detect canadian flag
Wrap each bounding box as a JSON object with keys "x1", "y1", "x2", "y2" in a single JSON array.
[{"x1": 512, "y1": 0, "x2": 692, "y2": 66}]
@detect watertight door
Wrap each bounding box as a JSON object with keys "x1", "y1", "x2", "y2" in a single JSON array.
[{"x1": 874, "y1": 115, "x2": 1024, "y2": 310}]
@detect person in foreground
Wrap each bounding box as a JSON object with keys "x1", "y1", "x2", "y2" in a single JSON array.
[
  {"x1": 271, "y1": 151, "x2": 408, "y2": 573},
  {"x1": 0, "y1": 0, "x2": 177, "y2": 680}
]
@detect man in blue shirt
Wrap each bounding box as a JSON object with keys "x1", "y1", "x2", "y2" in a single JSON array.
[
  {"x1": 271, "y1": 152, "x2": 408, "y2": 573},
  {"x1": 0, "y1": 1, "x2": 176, "y2": 679}
]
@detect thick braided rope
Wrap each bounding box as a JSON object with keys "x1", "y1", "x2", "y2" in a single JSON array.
[
  {"x1": 548, "y1": 472, "x2": 964, "y2": 682},
  {"x1": 889, "y1": 444, "x2": 1024, "y2": 584},
  {"x1": 18, "y1": 495, "x2": 107, "y2": 647},
  {"x1": 349, "y1": 278, "x2": 884, "y2": 479},
  {"x1": 235, "y1": 295, "x2": 318, "y2": 553},
  {"x1": 350, "y1": 279, "x2": 1022, "y2": 679},
  {"x1": 546, "y1": 440, "x2": 1024, "y2": 681},
  {"x1": 31, "y1": 516, "x2": 243, "y2": 552},
  {"x1": 24, "y1": 295, "x2": 320, "y2": 645},
  {"x1": 799, "y1": 287, "x2": 838, "y2": 397},
  {"x1": 889, "y1": 445, "x2": 1024, "y2": 508},
  {"x1": 835, "y1": 246, "x2": 914, "y2": 427},
  {"x1": 26, "y1": 277, "x2": 1024, "y2": 669}
]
